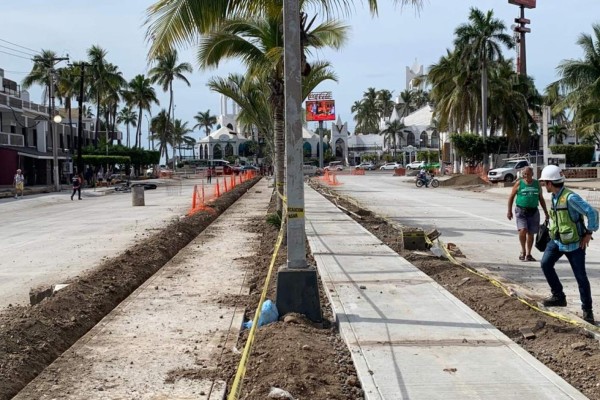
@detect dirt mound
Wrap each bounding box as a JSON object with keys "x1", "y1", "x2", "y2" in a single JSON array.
[
  {"x1": 441, "y1": 174, "x2": 489, "y2": 187},
  {"x1": 0, "y1": 178, "x2": 259, "y2": 400}
]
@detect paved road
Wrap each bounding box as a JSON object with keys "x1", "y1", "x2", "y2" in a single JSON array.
[
  {"x1": 0, "y1": 179, "x2": 211, "y2": 309},
  {"x1": 331, "y1": 174, "x2": 600, "y2": 322}
]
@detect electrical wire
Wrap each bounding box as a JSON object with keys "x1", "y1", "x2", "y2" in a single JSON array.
[
  {"x1": 0, "y1": 44, "x2": 36, "y2": 57},
  {"x1": 0, "y1": 49, "x2": 32, "y2": 61},
  {"x1": 0, "y1": 38, "x2": 40, "y2": 55}
]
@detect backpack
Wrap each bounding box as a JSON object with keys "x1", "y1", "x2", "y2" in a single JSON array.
[{"x1": 72, "y1": 177, "x2": 80, "y2": 187}]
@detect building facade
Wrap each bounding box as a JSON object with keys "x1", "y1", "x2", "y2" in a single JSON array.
[{"x1": 0, "y1": 68, "x2": 98, "y2": 186}]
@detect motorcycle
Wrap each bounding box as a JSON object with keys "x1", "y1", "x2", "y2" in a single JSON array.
[{"x1": 415, "y1": 173, "x2": 439, "y2": 188}]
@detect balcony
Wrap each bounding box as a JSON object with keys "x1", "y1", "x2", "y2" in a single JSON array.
[{"x1": 0, "y1": 132, "x2": 25, "y2": 147}]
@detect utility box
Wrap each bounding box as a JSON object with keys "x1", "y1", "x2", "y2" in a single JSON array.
[{"x1": 402, "y1": 228, "x2": 430, "y2": 251}]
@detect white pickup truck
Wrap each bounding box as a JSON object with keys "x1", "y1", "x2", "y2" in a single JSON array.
[{"x1": 487, "y1": 159, "x2": 530, "y2": 183}]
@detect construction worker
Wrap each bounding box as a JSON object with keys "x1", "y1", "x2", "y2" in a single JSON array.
[{"x1": 538, "y1": 165, "x2": 598, "y2": 324}]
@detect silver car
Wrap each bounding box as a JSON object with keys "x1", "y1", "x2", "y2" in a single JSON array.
[{"x1": 379, "y1": 162, "x2": 402, "y2": 170}]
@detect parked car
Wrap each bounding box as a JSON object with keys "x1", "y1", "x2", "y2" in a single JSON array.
[
  {"x1": 303, "y1": 164, "x2": 318, "y2": 175},
  {"x1": 405, "y1": 161, "x2": 426, "y2": 170},
  {"x1": 355, "y1": 162, "x2": 376, "y2": 171},
  {"x1": 324, "y1": 161, "x2": 344, "y2": 171},
  {"x1": 487, "y1": 159, "x2": 529, "y2": 182},
  {"x1": 582, "y1": 161, "x2": 600, "y2": 167},
  {"x1": 241, "y1": 165, "x2": 260, "y2": 172},
  {"x1": 379, "y1": 162, "x2": 402, "y2": 170}
]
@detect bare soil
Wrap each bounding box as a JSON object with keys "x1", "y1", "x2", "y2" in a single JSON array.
[{"x1": 2, "y1": 176, "x2": 600, "y2": 400}]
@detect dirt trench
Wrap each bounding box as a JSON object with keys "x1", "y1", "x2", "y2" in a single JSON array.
[{"x1": 0, "y1": 178, "x2": 259, "y2": 400}]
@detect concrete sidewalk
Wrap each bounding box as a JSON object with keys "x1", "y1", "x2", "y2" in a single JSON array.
[{"x1": 304, "y1": 185, "x2": 586, "y2": 399}]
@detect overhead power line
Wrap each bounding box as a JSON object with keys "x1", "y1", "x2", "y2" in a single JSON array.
[
  {"x1": 0, "y1": 44, "x2": 37, "y2": 57},
  {"x1": 0, "y1": 49, "x2": 32, "y2": 61},
  {"x1": 0, "y1": 38, "x2": 40, "y2": 55}
]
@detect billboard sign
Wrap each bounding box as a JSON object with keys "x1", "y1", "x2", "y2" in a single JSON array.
[
  {"x1": 508, "y1": 0, "x2": 536, "y2": 9},
  {"x1": 306, "y1": 92, "x2": 335, "y2": 122}
]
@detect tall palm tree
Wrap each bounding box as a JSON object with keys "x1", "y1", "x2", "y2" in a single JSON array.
[
  {"x1": 123, "y1": 74, "x2": 159, "y2": 148},
  {"x1": 454, "y1": 7, "x2": 513, "y2": 167},
  {"x1": 351, "y1": 87, "x2": 380, "y2": 133},
  {"x1": 379, "y1": 119, "x2": 406, "y2": 156},
  {"x1": 376, "y1": 89, "x2": 395, "y2": 121},
  {"x1": 149, "y1": 109, "x2": 172, "y2": 163},
  {"x1": 548, "y1": 124, "x2": 568, "y2": 145},
  {"x1": 149, "y1": 48, "x2": 192, "y2": 155},
  {"x1": 145, "y1": 0, "x2": 423, "y2": 57},
  {"x1": 171, "y1": 119, "x2": 193, "y2": 162},
  {"x1": 197, "y1": 3, "x2": 347, "y2": 211},
  {"x1": 193, "y1": 109, "x2": 217, "y2": 136},
  {"x1": 22, "y1": 49, "x2": 57, "y2": 105},
  {"x1": 87, "y1": 46, "x2": 127, "y2": 144},
  {"x1": 117, "y1": 106, "x2": 138, "y2": 147}
]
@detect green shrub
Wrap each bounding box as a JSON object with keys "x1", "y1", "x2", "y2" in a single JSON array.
[
  {"x1": 549, "y1": 144, "x2": 595, "y2": 166},
  {"x1": 266, "y1": 211, "x2": 282, "y2": 228}
]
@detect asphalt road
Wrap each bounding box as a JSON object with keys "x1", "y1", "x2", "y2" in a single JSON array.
[{"x1": 332, "y1": 174, "x2": 600, "y2": 321}]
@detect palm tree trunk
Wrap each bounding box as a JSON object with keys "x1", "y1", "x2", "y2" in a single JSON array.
[
  {"x1": 126, "y1": 124, "x2": 130, "y2": 148},
  {"x1": 95, "y1": 93, "x2": 101, "y2": 146},
  {"x1": 135, "y1": 108, "x2": 142, "y2": 148},
  {"x1": 481, "y1": 60, "x2": 489, "y2": 169}
]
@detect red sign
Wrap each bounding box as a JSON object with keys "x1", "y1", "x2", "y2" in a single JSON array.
[
  {"x1": 508, "y1": 0, "x2": 536, "y2": 9},
  {"x1": 306, "y1": 100, "x2": 336, "y2": 122}
]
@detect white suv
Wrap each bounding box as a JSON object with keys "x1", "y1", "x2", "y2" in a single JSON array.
[
  {"x1": 487, "y1": 160, "x2": 529, "y2": 183},
  {"x1": 405, "y1": 161, "x2": 425, "y2": 170}
]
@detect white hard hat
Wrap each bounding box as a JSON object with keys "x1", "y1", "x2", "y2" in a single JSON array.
[{"x1": 539, "y1": 165, "x2": 564, "y2": 183}]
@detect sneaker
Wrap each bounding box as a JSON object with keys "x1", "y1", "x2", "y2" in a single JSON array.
[
  {"x1": 582, "y1": 310, "x2": 595, "y2": 324},
  {"x1": 542, "y1": 294, "x2": 567, "y2": 307}
]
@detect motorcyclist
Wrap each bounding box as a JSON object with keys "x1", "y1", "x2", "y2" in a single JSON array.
[{"x1": 418, "y1": 168, "x2": 430, "y2": 188}]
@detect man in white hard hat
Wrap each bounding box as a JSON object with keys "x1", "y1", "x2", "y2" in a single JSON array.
[{"x1": 538, "y1": 164, "x2": 598, "y2": 324}]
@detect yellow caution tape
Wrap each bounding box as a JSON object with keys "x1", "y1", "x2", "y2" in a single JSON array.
[
  {"x1": 435, "y1": 237, "x2": 598, "y2": 332},
  {"x1": 228, "y1": 207, "x2": 288, "y2": 400}
]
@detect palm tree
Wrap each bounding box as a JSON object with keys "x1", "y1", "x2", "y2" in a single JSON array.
[
  {"x1": 351, "y1": 87, "x2": 380, "y2": 133},
  {"x1": 171, "y1": 119, "x2": 193, "y2": 162},
  {"x1": 145, "y1": 0, "x2": 423, "y2": 57},
  {"x1": 149, "y1": 109, "x2": 172, "y2": 163},
  {"x1": 454, "y1": 7, "x2": 513, "y2": 167},
  {"x1": 117, "y1": 106, "x2": 138, "y2": 147},
  {"x1": 193, "y1": 109, "x2": 217, "y2": 136},
  {"x1": 149, "y1": 48, "x2": 192, "y2": 155},
  {"x1": 197, "y1": 3, "x2": 347, "y2": 211},
  {"x1": 123, "y1": 74, "x2": 159, "y2": 148},
  {"x1": 87, "y1": 46, "x2": 127, "y2": 144},
  {"x1": 379, "y1": 119, "x2": 406, "y2": 156},
  {"x1": 548, "y1": 124, "x2": 568, "y2": 145},
  {"x1": 22, "y1": 49, "x2": 57, "y2": 104}
]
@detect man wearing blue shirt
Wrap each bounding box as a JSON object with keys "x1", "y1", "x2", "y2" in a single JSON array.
[{"x1": 538, "y1": 165, "x2": 599, "y2": 324}]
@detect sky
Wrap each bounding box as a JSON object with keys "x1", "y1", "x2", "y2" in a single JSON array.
[{"x1": 2, "y1": 0, "x2": 600, "y2": 148}]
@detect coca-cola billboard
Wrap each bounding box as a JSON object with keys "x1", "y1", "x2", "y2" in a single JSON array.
[{"x1": 508, "y1": 0, "x2": 536, "y2": 8}]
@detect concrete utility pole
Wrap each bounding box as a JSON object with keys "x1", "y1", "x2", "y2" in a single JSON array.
[
  {"x1": 275, "y1": 0, "x2": 321, "y2": 322},
  {"x1": 318, "y1": 120, "x2": 324, "y2": 169}
]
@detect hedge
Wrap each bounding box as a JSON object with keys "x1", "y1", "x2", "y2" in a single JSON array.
[{"x1": 549, "y1": 145, "x2": 595, "y2": 166}]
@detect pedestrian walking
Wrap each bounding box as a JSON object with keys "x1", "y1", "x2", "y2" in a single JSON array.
[
  {"x1": 97, "y1": 170, "x2": 104, "y2": 186},
  {"x1": 537, "y1": 165, "x2": 598, "y2": 324},
  {"x1": 71, "y1": 173, "x2": 82, "y2": 200},
  {"x1": 206, "y1": 166, "x2": 212, "y2": 183},
  {"x1": 13, "y1": 168, "x2": 25, "y2": 199},
  {"x1": 507, "y1": 166, "x2": 549, "y2": 261}
]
